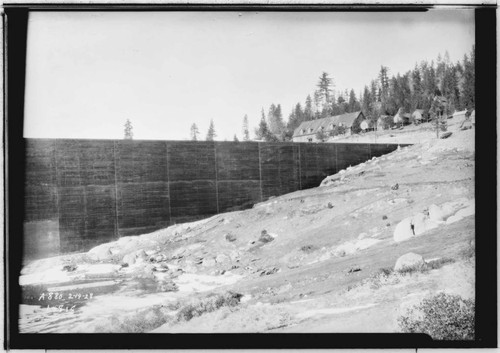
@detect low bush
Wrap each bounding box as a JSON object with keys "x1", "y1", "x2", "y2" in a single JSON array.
[
  {"x1": 398, "y1": 292, "x2": 475, "y2": 340},
  {"x1": 397, "y1": 257, "x2": 455, "y2": 276},
  {"x1": 379, "y1": 267, "x2": 393, "y2": 276},
  {"x1": 94, "y1": 304, "x2": 172, "y2": 333},
  {"x1": 259, "y1": 230, "x2": 274, "y2": 243},
  {"x1": 300, "y1": 245, "x2": 317, "y2": 253},
  {"x1": 460, "y1": 242, "x2": 475, "y2": 261},
  {"x1": 425, "y1": 257, "x2": 455, "y2": 270},
  {"x1": 176, "y1": 291, "x2": 243, "y2": 322}
]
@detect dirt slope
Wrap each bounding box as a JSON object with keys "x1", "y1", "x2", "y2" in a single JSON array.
[{"x1": 19, "y1": 118, "x2": 475, "y2": 334}]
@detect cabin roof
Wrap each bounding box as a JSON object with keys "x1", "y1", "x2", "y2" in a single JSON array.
[{"x1": 293, "y1": 111, "x2": 363, "y2": 137}]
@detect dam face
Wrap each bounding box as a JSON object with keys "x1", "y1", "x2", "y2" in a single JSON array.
[{"x1": 23, "y1": 139, "x2": 407, "y2": 260}]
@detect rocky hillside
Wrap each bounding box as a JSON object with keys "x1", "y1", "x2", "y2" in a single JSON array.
[{"x1": 19, "y1": 117, "x2": 475, "y2": 335}]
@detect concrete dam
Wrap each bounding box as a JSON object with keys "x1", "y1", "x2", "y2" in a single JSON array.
[{"x1": 23, "y1": 139, "x2": 407, "y2": 260}]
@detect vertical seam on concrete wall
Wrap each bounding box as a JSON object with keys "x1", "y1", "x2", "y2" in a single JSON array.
[
  {"x1": 335, "y1": 143, "x2": 338, "y2": 174},
  {"x1": 258, "y1": 142, "x2": 263, "y2": 201},
  {"x1": 53, "y1": 140, "x2": 61, "y2": 254},
  {"x1": 213, "y1": 142, "x2": 220, "y2": 214},
  {"x1": 166, "y1": 142, "x2": 172, "y2": 225},
  {"x1": 278, "y1": 145, "x2": 282, "y2": 192},
  {"x1": 298, "y1": 143, "x2": 302, "y2": 190},
  {"x1": 112, "y1": 140, "x2": 119, "y2": 239}
]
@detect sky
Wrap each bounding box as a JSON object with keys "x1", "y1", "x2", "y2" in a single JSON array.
[{"x1": 23, "y1": 10, "x2": 475, "y2": 141}]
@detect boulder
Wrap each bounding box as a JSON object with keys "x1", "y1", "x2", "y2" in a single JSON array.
[
  {"x1": 412, "y1": 212, "x2": 439, "y2": 235},
  {"x1": 202, "y1": 257, "x2": 217, "y2": 267},
  {"x1": 428, "y1": 204, "x2": 447, "y2": 222},
  {"x1": 225, "y1": 233, "x2": 237, "y2": 242},
  {"x1": 157, "y1": 280, "x2": 178, "y2": 292},
  {"x1": 122, "y1": 249, "x2": 148, "y2": 266},
  {"x1": 394, "y1": 213, "x2": 440, "y2": 242},
  {"x1": 229, "y1": 250, "x2": 241, "y2": 262},
  {"x1": 215, "y1": 254, "x2": 230, "y2": 264},
  {"x1": 393, "y1": 217, "x2": 415, "y2": 242},
  {"x1": 429, "y1": 199, "x2": 471, "y2": 222},
  {"x1": 358, "y1": 233, "x2": 368, "y2": 240},
  {"x1": 394, "y1": 253, "x2": 425, "y2": 272},
  {"x1": 446, "y1": 204, "x2": 475, "y2": 224},
  {"x1": 259, "y1": 230, "x2": 274, "y2": 243},
  {"x1": 122, "y1": 252, "x2": 137, "y2": 266},
  {"x1": 454, "y1": 204, "x2": 475, "y2": 218},
  {"x1": 87, "y1": 244, "x2": 113, "y2": 261}
]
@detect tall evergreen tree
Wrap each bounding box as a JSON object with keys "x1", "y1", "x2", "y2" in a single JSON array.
[
  {"x1": 316, "y1": 72, "x2": 334, "y2": 115},
  {"x1": 255, "y1": 108, "x2": 269, "y2": 140},
  {"x1": 411, "y1": 64, "x2": 423, "y2": 110},
  {"x1": 286, "y1": 102, "x2": 305, "y2": 133},
  {"x1": 460, "y1": 48, "x2": 475, "y2": 109},
  {"x1": 336, "y1": 95, "x2": 347, "y2": 114},
  {"x1": 361, "y1": 85, "x2": 372, "y2": 115},
  {"x1": 313, "y1": 90, "x2": 322, "y2": 118},
  {"x1": 379, "y1": 66, "x2": 390, "y2": 101},
  {"x1": 268, "y1": 103, "x2": 285, "y2": 137},
  {"x1": 206, "y1": 119, "x2": 216, "y2": 141},
  {"x1": 190, "y1": 123, "x2": 200, "y2": 141},
  {"x1": 304, "y1": 95, "x2": 314, "y2": 121},
  {"x1": 348, "y1": 89, "x2": 361, "y2": 113},
  {"x1": 422, "y1": 61, "x2": 437, "y2": 111},
  {"x1": 124, "y1": 119, "x2": 133, "y2": 140},
  {"x1": 242, "y1": 114, "x2": 250, "y2": 141}
]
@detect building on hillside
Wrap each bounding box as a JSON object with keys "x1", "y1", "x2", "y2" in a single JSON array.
[
  {"x1": 292, "y1": 111, "x2": 365, "y2": 142},
  {"x1": 393, "y1": 108, "x2": 412, "y2": 126},
  {"x1": 360, "y1": 119, "x2": 375, "y2": 132},
  {"x1": 451, "y1": 110, "x2": 468, "y2": 120},
  {"x1": 411, "y1": 109, "x2": 428, "y2": 124},
  {"x1": 377, "y1": 115, "x2": 393, "y2": 130}
]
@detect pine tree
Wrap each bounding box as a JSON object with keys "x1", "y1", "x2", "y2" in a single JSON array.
[
  {"x1": 304, "y1": 95, "x2": 314, "y2": 121},
  {"x1": 316, "y1": 72, "x2": 334, "y2": 114},
  {"x1": 461, "y1": 48, "x2": 475, "y2": 109},
  {"x1": 422, "y1": 61, "x2": 437, "y2": 111},
  {"x1": 255, "y1": 113, "x2": 270, "y2": 140},
  {"x1": 348, "y1": 89, "x2": 360, "y2": 113},
  {"x1": 411, "y1": 64, "x2": 423, "y2": 110},
  {"x1": 286, "y1": 102, "x2": 305, "y2": 133},
  {"x1": 233, "y1": 134, "x2": 239, "y2": 142},
  {"x1": 268, "y1": 103, "x2": 285, "y2": 137},
  {"x1": 313, "y1": 90, "x2": 322, "y2": 118},
  {"x1": 242, "y1": 115, "x2": 250, "y2": 141},
  {"x1": 124, "y1": 119, "x2": 133, "y2": 140},
  {"x1": 190, "y1": 123, "x2": 199, "y2": 141},
  {"x1": 379, "y1": 66, "x2": 390, "y2": 101},
  {"x1": 206, "y1": 119, "x2": 216, "y2": 141},
  {"x1": 336, "y1": 95, "x2": 347, "y2": 114},
  {"x1": 362, "y1": 85, "x2": 372, "y2": 116}
]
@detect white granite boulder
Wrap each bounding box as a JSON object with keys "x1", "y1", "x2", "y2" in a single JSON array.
[{"x1": 394, "y1": 253, "x2": 425, "y2": 272}]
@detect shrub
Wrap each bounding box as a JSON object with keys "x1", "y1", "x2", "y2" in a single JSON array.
[
  {"x1": 300, "y1": 245, "x2": 317, "y2": 253},
  {"x1": 259, "y1": 230, "x2": 274, "y2": 243},
  {"x1": 94, "y1": 305, "x2": 172, "y2": 333},
  {"x1": 460, "y1": 242, "x2": 475, "y2": 261},
  {"x1": 379, "y1": 267, "x2": 393, "y2": 276},
  {"x1": 315, "y1": 130, "x2": 328, "y2": 142},
  {"x1": 175, "y1": 291, "x2": 242, "y2": 322},
  {"x1": 425, "y1": 257, "x2": 455, "y2": 270},
  {"x1": 397, "y1": 257, "x2": 455, "y2": 276},
  {"x1": 225, "y1": 233, "x2": 237, "y2": 242},
  {"x1": 398, "y1": 292, "x2": 475, "y2": 340}
]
